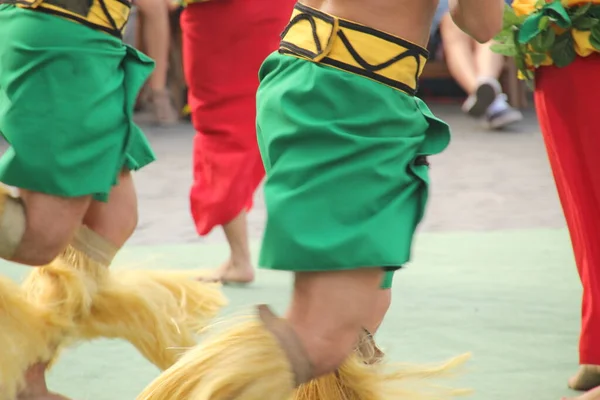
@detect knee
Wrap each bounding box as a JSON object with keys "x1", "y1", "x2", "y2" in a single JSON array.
[
  {"x1": 8, "y1": 191, "x2": 90, "y2": 266},
  {"x1": 23, "y1": 213, "x2": 85, "y2": 265},
  {"x1": 81, "y1": 172, "x2": 138, "y2": 248},
  {"x1": 303, "y1": 291, "x2": 391, "y2": 374},
  {"x1": 287, "y1": 269, "x2": 386, "y2": 377},
  {"x1": 440, "y1": 14, "x2": 470, "y2": 44},
  {"x1": 0, "y1": 200, "x2": 70, "y2": 266},
  {"x1": 93, "y1": 201, "x2": 138, "y2": 245},
  {"x1": 15, "y1": 226, "x2": 70, "y2": 266}
]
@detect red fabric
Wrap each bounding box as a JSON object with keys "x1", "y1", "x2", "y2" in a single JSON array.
[
  {"x1": 534, "y1": 54, "x2": 600, "y2": 365},
  {"x1": 181, "y1": 0, "x2": 294, "y2": 235}
]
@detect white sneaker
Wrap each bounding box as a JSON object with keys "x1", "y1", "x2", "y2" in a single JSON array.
[
  {"x1": 483, "y1": 94, "x2": 523, "y2": 130},
  {"x1": 462, "y1": 77, "x2": 502, "y2": 117}
]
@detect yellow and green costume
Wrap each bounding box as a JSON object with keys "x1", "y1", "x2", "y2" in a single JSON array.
[
  {"x1": 0, "y1": 0, "x2": 155, "y2": 201},
  {"x1": 256, "y1": 3, "x2": 450, "y2": 289}
]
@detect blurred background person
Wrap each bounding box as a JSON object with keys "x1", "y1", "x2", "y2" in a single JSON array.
[
  {"x1": 182, "y1": 0, "x2": 295, "y2": 284},
  {"x1": 429, "y1": 0, "x2": 523, "y2": 130},
  {"x1": 126, "y1": 0, "x2": 179, "y2": 126}
]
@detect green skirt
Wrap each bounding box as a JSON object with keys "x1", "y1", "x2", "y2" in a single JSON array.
[
  {"x1": 256, "y1": 53, "x2": 451, "y2": 289},
  {"x1": 0, "y1": 5, "x2": 156, "y2": 201}
]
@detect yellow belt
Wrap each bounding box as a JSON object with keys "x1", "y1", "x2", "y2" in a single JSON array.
[
  {"x1": 1, "y1": 0, "x2": 131, "y2": 38},
  {"x1": 280, "y1": 2, "x2": 429, "y2": 96}
]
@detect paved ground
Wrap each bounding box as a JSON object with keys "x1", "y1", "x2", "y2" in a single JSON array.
[{"x1": 1, "y1": 104, "x2": 584, "y2": 399}]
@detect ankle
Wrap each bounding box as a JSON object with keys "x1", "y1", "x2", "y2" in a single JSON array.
[
  {"x1": 149, "y1": 89, "x2": 178, "y2": 124},
  {"x1": 71, "y1": 226, "x2": 119, "y2": 266},
  {"x1": 486, "y1": 94, "x2": 510, "y2": 116},
  {"x1": 229, "y1": 252, "x2": 253, "y2": 269},
  {"x1": 580, "y1": 365, "x2": 600, "y2": 371},
  {"x1": 20, "y1": 363, "x2": 49, "y2": 397}
]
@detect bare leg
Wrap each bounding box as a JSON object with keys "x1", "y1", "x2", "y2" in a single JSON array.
[
  {"x1": 440, "y1": 13, "x2": 523, "y2": 129},
  {"x1": 136, "y1": 0, "x2": 170, "y2": 92},
  {"x1": 474, "y1": 40, "x2": 505, "y2": 80},
  {"x1": 439, "y1": 13, "x2": 478, "y2": 94},
  {"x1": 11, "y1": 190, "x2": 90, "y2": 266},
  {"x1": 136, "y1": 0, "x2": 178, "y2": 125},
  {"x1": 19, "y1": 171, "x2": 138, "y2": 398},
  {"x1": 563, "y1": 386, "x2": 600, "y2": 400},
  {"x1": 17, "y1": 363, "x2": 70, "y2": 400},
  {"x1": 0, "y1": 190, "x2": 88, "y2": 400},
  {"x1": 439, "y1": 13, "x2": 504, "y2": 118},
  {"x1": 365, "y1": 288, "x2": 392, "y2": 334},
  {"x1": 287, "y1": 268, "x2": 385, "y2": 376},
  {"x1": 200, "y1": 210, "x2": 255, "y2": 284},
  {"x1": 82, "y1": 170, "x2": 139, "y2": 248},
  {"x1": 360, "y1": 288, "x2": 391, "y2": 363}
]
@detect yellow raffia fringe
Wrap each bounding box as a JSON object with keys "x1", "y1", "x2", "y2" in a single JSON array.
[
  {"x1": 294, "y1": 332, "x2": 471, "y2": 400},
  {"x1": 22, "y1": 246, "x2": 228, "y2": 370},
  {"x1": 77, "y1": 270, "x2": 227, "y2": 369},
  {"x1": 137, "y1": 312, "x2": 471, "y2": 400},
  {"x1": 294, "y1": 353, "x2": 472, "y2": 400},
  {"x1": 22, "y1": 246, "x2": 105, "y2": 322},
  {"x1": 136, "y1": 315, "x2": 296, "y2": 400},
  {"x1": 0, "y1": 276, "x2": 59, "y2": 400}
]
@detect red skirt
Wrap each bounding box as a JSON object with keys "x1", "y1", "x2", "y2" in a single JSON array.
[
  {"x1": 534, "y1": 54, "x2": 600, "y2": 365},
  {"x1": 181, "y1": 0, "x2": 294, "y2": 235}
]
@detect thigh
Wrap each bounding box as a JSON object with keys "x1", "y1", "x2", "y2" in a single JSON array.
[
  {"x1": 289, "y1": 269, "x2": 385, "y2": 334},
  {"x1": 82, "y1": 170, "x2": 138, "y2": 248}
]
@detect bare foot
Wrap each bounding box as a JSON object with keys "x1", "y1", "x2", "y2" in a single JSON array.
[
  {"x1": 17, "y1": 363, "x2": 71, "y2": 400},
  {"x1": 197, "y1": 258, "x2": 255, "y2": 285},
  {"x1": 563, "y1": 386, "x2": 600, "y2": 400},
  {"x1": 570, "y1": 365, "x2": 600, "y2": 391}
]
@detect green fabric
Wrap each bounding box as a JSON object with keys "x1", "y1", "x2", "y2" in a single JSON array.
[
  {"x1": 0, "y1": 5, "x2": 156, "y2": 202},
  {"x1": 518, "y1": 1, "x2": 571, "y2": 44},
  {"x1": 381, "y1": 270, "x2": 394, "y2": 290},
  {"x1": 256, "y1": 52, "x2": 451, "y2": 288}
]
